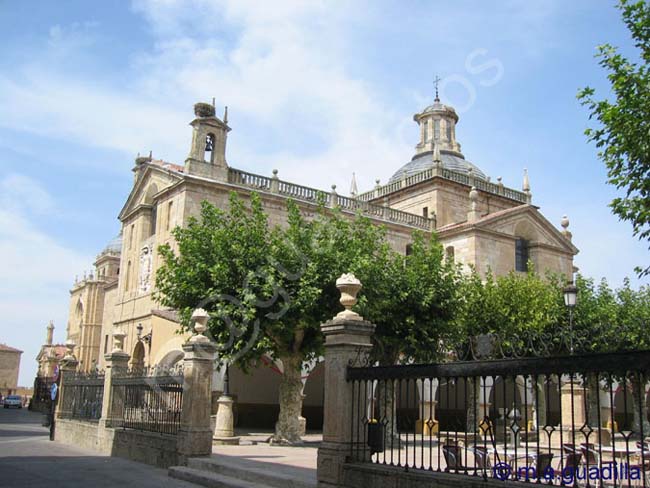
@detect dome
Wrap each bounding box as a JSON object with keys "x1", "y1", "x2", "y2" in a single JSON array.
[
  {"x1": 101, "y1": 232, "x2": 122, "y2": 255},
  {"x1": 389, "y1": 150, "x2": 487, "y2": 183},
  {"x1": 418, "y1": 101, "x2": 459, "y2": 121}
]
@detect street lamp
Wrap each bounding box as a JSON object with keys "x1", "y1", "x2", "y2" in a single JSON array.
[
  {"x1": 563, "y1": 282, "x2": 578, "y2": 354},
  {"x1": 136, "y1": 323, "x2": 152, "y2": 345}
]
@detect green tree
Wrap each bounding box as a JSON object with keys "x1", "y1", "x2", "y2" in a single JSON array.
[
  {"x1": 357, "y1": 232, "x2": 463, "y2": 365},
  {"x1": 156, "y1": 192, "x2": 462, "y2": 443},
  {"x1": 578, "y1": 0, "x2": 650, "y2": 277},
  {"x1": 455, "y1": 266, "x2": 565, "y2": 355}
]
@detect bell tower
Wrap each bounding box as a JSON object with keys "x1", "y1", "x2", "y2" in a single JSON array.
[{"x1": 185, "y1": 101, "x2": 231, "y2": 181}]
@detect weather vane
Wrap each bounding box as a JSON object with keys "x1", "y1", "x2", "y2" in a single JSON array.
[{"x1": 434, "y1": 75, "x2": 441, "y2": 101}]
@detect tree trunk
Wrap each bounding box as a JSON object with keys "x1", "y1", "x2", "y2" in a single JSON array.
[
  {"x1": 466, "y1": 377, "x2": 480, "y2": 432},
  {"x1": 629, "y1": 376, "x2": 650, "y2": 436},
  {"x1": 377, "y1": 379, "x2": 397, "y2": 445},
  {"x1": 273, "y1": 355, "x2": 304, "y2": 444},
  {"x1": 535, "y1": 378, "x2": 547, "y2": 428},
  {"x1": 586, "y1": 373, "x2": 601, "y2": 427}
]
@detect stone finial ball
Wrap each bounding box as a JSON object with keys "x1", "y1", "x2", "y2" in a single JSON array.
[
  {"x1": 194, "y1": 102, "x2": 216, "y2": 118},
  {"x1": 469, "y1": 186, "x2": 478, "y2": 202}
]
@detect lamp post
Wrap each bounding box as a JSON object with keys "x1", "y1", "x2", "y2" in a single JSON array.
[
  {"x1": 563, "y1": 282, "x2": 578, "y2": 355},
  {"x1": 222, "y1": 362, "x2": 230, "y2": 397}
]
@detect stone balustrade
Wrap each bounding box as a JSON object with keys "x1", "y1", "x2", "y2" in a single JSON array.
[
  {"x1": 356, "y1": 166, "x2": 528, "y2": 204},
  {"x1": 228, "y1": 167, "x2": 432, "y2": 230}
]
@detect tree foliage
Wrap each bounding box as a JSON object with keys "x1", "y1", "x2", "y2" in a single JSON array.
[
  {"x1": 578, "y1": 0, "x2": 650, "y2": 276},
  {"x1": 455, "y1": 265, "x2": 650, "y2": 356}
]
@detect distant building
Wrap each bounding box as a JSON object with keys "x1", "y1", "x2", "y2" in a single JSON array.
[
  {"x1": 0, "y1": 344, "x2": 22, "y2": 397},
  {"x1": 35, "y1": 321, "x2": 66, "y2": 378}
]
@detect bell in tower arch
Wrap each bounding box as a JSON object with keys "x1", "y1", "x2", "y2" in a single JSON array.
[{"x1": 205, "y1": 134, "x2": 215, "y2": 153}]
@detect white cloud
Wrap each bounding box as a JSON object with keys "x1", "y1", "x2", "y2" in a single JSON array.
[{"x1": 0, "y1": 174, "x2": 91, "y2": 385}]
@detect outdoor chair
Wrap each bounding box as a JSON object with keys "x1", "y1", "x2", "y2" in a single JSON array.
[
  {"x1": 579, "y1": 444, "x2": 615, "y2": 488},
  {"x1": 555, "y1": 451, "x2": 583, "y2": 487},
  {"x1": 467, "y1": 446, "x2": 490, "y2": 470},
  {"x1": 442, "y1": 444, "x2": 479, "y2": 474}
]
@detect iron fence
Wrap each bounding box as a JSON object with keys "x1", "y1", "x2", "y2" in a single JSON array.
[
  {"x1": 32, "y1": 375, "x2": 53, "y2": 412},
  {"x1": 59, "y1": 370, "x2": 105, "y2": 421},
  {"x1": 112, "y1": 365, "x2": 183, "y2": 435},
  {"x1": 348, "y1": 350, "x2": 650, "y2": 486}
]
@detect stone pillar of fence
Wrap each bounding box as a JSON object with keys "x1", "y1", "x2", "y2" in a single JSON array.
[
  {"x1": 176, "y1": 309, "x2": 218, "y2": 461},
  {"x1": 57, "y1": 341, "x2": 79, "y2": 419},
  {"x1": 317, "y1": 274, "x2": 375, "y2": 488},
  {"x1": 99, "y1": 331, "x2": 130, "y2": 429}
]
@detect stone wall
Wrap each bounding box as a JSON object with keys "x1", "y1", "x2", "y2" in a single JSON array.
[
  {"x1": 55, "y1": 419, "x2": 179, "y2": 468},
  {"x1": 0, "y1": 350, "x2": 21, "y2": 394}
]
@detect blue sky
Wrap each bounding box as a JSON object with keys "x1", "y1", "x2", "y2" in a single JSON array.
[{"x1": 0, "y1": 0, "x2": 647, "y2": 385}]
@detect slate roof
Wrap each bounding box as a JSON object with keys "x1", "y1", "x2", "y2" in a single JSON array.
[{"x1": 389, "y1": 150, "x2": 487, "y2": 183}]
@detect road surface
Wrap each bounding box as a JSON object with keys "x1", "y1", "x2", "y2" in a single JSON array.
[{"x1": 0, "y1": 407, "x2": 196, "y2": 487}]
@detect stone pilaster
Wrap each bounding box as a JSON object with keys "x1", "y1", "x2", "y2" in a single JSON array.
[
  {"x1": 176, "y1": 336, "x2": 218, "y2": 460},
  {"x1": 99, "y1": 348, "x2": 130, "y2": 429},
  {"x1": 317, "y1": 273, "x2": 375, "y2": 488}
]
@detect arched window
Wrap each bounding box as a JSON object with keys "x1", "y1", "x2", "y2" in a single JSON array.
[
  {"x1": 150, "y1": 204, "x2": 157, "y2": 236},
  {"x1": 205, "y1": 133, "x2": 215, "y2": 162},
  {"x1": 515, "y1": 238, "x2": 529, "y2": 272},
  {"x1": 423, "y1": 120, "x2": 429, "y2": 143},
  {"x1": 143, "y1": 184, "x2": 159, "y2": 237},
  {"x1": 434, "y1": 119, "x2": 441, "y2": 140},
  {"x1": 445, "y1": 246, "x2": 455, "y2": 262}
]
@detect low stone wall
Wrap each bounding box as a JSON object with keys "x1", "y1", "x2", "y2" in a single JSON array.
[
  {"x1": 343, "y1": 462, "x2": 527, "y2": 488},
  {"x1": 55, "y1": 419, "x2": 179, "y2": 468}
]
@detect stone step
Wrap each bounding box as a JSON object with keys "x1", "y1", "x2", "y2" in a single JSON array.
[
  {"x1": 168, "y1": 466, "x2": 267, "y2": 488},
  {"x1": 185, "y1": 456, "x2": 316, "y2": 488}
]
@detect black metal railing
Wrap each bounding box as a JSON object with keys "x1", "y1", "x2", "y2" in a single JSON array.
[
  {"x1": 112, "y1": 365, "x2": 183, "y2": 435},
  {"x1": 348, "y1": 350, "x2": 650, "y2": 486},
  {"x1": 59, "y1": 370, "x2": 105, "y2": 421}
]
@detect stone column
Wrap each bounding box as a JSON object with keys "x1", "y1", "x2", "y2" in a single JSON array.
[
  {"x1": 317, "y1": 274, "x2": 375, "y2": 488},
  {"x1": 176, "y1": 309, "x2": 218, "y2": 461},
  {"x1": 99, "y1": 331, "x2": 130, "y2": 429},
  {"x1": 213, "y1": 360, "x2": 240, "y2": 445},
  {"x1": 561, "y1": 379, "x2": 587, "y2": 428}
]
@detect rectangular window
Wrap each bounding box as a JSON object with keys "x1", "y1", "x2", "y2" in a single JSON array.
[
  {"x1": 129, "y1": 224, "x2": 135, "y2": 249},
  {"x1": 104, "y1": 335, "x2": 109, "y2": 354},
  {"x1": 423, "y1": 120, "x2": 429, "y2": 142},
  {"x1": 515, "y1": 238, "x2": 529, "y2": 272},
  {"x1": 150, "y1": 205, "x2": 157, "y2": 236},
  {"x1": 422, "y1": 207, "x2": 428, "y2": 219},
  {"x1": 446, "y1": 123, "x2": 452, "y2": 141},
  {"x1": 434, "y1": 120, "x2": 441, "y2": 140}
]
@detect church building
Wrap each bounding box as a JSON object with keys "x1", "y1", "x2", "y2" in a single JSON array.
[{"x1": 52, "y1": 96, "x2": 578, "y2": 428}]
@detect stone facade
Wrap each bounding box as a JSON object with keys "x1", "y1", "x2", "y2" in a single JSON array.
[
  {"x1": 54, "y1": 97, "x2": 578, "y2": 428},
  {"x1": 0, "y1": 344, "x2": 22, "y2": 396}
]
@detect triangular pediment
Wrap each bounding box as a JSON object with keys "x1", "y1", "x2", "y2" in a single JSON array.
[
  {"x1": 117, "y1": 163, "x2": 183, "y2": 221},
  {"x1": 475, "y1": 205, "x2": 578, "y2": 254}
]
